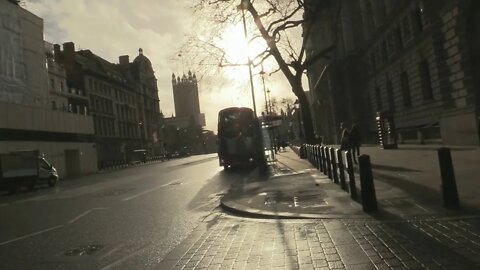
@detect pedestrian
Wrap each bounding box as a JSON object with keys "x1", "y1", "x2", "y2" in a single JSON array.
[
  {"x1": 349, "y1": 124, "x2": 361, "y2": 163},
  {"x1": 340, "y1": 122, "x2": 350, "y2": 151}
]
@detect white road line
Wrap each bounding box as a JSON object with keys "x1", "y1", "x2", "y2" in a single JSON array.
[
  {"x1": 0, "y1": 225, "x2": 63, "y2": 246},
  {"x1": 92, "y1": 207, "x2": 111, "y2": 211},
  {"x1": 67, "y1": 207, "x2": 110, "y2": 224},
  {"x1": 0, "y1": 203, "x2": 9, "y2": 208},
  {"x1": 414, "y1": 203, "x2": 428, "y2": 212},
  {"x1": 98, "y1": 243, "x2": 125, "y2": 261},
  {"x1": 68, "y1": 210, "x2": 92, "y2": 224},
  {"x1": 99, "y1": 245, "x2": 147, "y2": 270},
  {"x1": 121, "y1": 179, "x2": 181, "y2": 202}
]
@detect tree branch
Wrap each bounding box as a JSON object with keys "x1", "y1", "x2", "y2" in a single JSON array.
[{"x1": 266, "y1": 3, "x2": 303, "y2": 33}]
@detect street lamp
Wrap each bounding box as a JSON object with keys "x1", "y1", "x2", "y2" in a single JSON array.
[
  {"x1": 237, "y1": 0, "x2": 257, "y2": 118},
  {"x1": 237, "y1": 0, "x2": 267, "y2": 169},
  {"x1": 259, "y1": 67, "x2": 268, "y2": 115},
  {"x1": 266, "y1": 88, "x2": 271, "y2": 114}
]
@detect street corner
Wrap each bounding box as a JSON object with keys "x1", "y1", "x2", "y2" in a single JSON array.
[{"x1": 220, "y1": 169, "x2": 367, "y2": 219}]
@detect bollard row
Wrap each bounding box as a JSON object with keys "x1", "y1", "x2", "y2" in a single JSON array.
[
  {"x1": 303, "y1": 145, "x2": 460, "y2": 211},
  {"x1": 303, "y1": 144, "x2": 376, "y2": 212}
]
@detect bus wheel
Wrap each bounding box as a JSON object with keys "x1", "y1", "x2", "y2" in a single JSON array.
[{"x1": 48, "y1": 176, "x2": 58, "y2": 187}]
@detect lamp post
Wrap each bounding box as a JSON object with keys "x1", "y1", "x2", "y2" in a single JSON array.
[
  {"x1": 237, "y1": 0, "x2": 267, "y2": 169},
  {"x1": 259, "y1": 67, "x2": 268, "y2": 115},
  {"x1": 266, "y1": 88, "x2": 271, "y2": 114},
  {"x1": 237, "y1": 0, "x2": 257, "y2": 118}
]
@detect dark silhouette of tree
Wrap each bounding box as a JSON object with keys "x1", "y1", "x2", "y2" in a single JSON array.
[{"x1": 185, "y1": 0, "x2": 342, "y2": 143}]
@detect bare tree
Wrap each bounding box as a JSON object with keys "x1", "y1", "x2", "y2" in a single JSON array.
[{"x1": 185, "y1": 0, "x2": 342, "y2": 143}]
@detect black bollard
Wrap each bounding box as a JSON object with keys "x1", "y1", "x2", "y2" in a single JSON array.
[
  {"x1": 320, "y1": 146, "x2": 326, "y2": 174},
  {"x1": 359, "y1": 155, "x2": 377, "y2": 212},
  {"x1": 337, "y1": 149, "x2": 348, "y2": 191},
  {"x1": 330, "y1": 148, "x2": 339, "y2": 184},
  {"x1": 438, "y1": 147, "x2": 459, "y2": 208},
  {"x1": 345, "y1": 151, "x2": 357, "y2": 199},
  {"x1": 326, "y1": 148, "x2": 332, "y2": 179},
  {"x1": 316, "y1": 146, "x2": 321, "y2": 170}
]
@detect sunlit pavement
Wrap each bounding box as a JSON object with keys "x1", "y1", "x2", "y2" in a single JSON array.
[{"x1": 157, "y1": 147, "x2": 480, "y2": 269}]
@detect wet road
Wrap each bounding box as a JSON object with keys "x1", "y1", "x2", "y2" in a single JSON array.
[{"x1": 0, "y1": 154, "x2": 251, "y2": 269}]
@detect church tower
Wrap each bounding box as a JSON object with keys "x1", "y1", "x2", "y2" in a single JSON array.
[{"x1": 171, "y1": 70, "x2": 204, "y2": 126}]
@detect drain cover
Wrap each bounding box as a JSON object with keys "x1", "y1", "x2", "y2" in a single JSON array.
[{"x1": 64, "y1": 244, "x2": 103, "y2": 256}]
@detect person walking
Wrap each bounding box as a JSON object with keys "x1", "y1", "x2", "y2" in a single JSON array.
[
  {"x1": 349, "y1": 124, "x2": 361, "y2": 163},
  {"x1": 340, "y1": 122, "x2": 350, "y2": 151}
]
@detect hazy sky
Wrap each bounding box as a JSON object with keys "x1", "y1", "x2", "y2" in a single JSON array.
[{"x1": 25, "y1": 0, "x2": 297, "y2": 131}]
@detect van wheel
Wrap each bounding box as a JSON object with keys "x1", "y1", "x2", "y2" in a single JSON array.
[
  {"x1": 8, "y1": 184, "x2": 17, "y2": 194},
  {"x1": 48, "y1": 176, "x2": 58, "y2": 187},
  {"x1": 27, "y1": 180, "x2": 36, "y2": 191}
]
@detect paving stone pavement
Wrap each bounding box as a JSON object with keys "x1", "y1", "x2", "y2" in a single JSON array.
[
  {"x1": 157, "y1": 215, "x2": 480, "y2": 270},
  {"x1": 157, "y1": 147, "x2": 480, "y2": 270}
]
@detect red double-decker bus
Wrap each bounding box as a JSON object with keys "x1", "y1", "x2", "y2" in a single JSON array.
[{"x1": 217, "y1": 107, "x2": 258, "y2": 169}]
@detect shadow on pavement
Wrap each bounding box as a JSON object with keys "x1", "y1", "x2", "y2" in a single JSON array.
[{"x1": 371, "y1": 163, "x2": 421, "y2": 172}]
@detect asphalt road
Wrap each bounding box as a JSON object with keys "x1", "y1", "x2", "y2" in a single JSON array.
[{"x1": 0, "y1": 154, "x2": 252, "y2": 270}]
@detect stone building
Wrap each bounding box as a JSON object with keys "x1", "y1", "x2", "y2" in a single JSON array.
[
  {"x1": 0, "y1": 0, "x2": 47, "y2": 106},
  {"x1": 0, "y1": 0, "x2": 97, "y2": 178},
  {"x1": 305, "y1": 0, "x2": 480, "y2": 145},
  {"x1": 53, "y1": 43, "x2": 164, "y2": 166},
  {"x1": 171, "y1": 71, "x2": 205, "y2": 127},
  {"x1": 164, "y1": 71, "x2": 206, "y2": 155},
  {"x1": 120, "y1": 49, "x2": 164, "y2": 156}
]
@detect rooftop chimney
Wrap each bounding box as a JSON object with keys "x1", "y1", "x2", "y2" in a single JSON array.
[{"x1": 119, "y1": 55, "x2": 129, "y2": 65}]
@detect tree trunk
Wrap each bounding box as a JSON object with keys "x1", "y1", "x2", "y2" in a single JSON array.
[{"x1": 292, "y1": 84, "x2": 315, "y2": 144}]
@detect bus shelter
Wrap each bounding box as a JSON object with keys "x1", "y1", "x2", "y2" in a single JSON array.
[{"x1": 260, "y1": 115, "x2": 283, "y2": 164}]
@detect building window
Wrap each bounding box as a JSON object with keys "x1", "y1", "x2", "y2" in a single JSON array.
[
  {"x1": 386, "y1": 33, "x2": 395, "y2": 57},
  {"x1": 50, "y1": 78, "x2": 55, "y2": 90},
  {"x1": 89, "y1": 78, "x2": 93, "y2": 90},
  {"x1": 402, "y1": 16, "x2": 413, "y2": 44},
  {"x1": 395, "y1": 26, "x2": 403, "y2": 50},
  {"x1": 370, "y1": 53, "x2": 376, "y2": 70},
  {"x1": 386, "y1": 80, "x2": 395, "y2": 112},
  {"x1": 419, "y1": 60, "x2": 434, "y2": 100},
  {"x1": 400, "y1": 71, "x2": 412, "y2": 106},
  {"x1": 60, "y1": 81, "x2": 64, "y2": 92},
  {"x1": 375, "y1": 87, "x2": 382, "y2": 111},
  {"x1": 51, "y1": 101, "x2": 56, "y2": 110},
  {"x1": 381, "y1": 41, "x2": 388, "y2": 61}
]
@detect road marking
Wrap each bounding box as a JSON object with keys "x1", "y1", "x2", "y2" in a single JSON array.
[
  {"x1": 98, "y1": 243, "x2": 125, "y2": 261},
  {"x1": 68, "y1": 207, "x2": 111, "y2": 224},
  {"x1": 99, "y1": 245, "x2": 147, "y2": 270},
  {"x1": 121, "y1": 179, "x2": 181, "y2": 202},
  {"x1": 92, "y1": 207, "x2": 111, "y2": 211},
  {"x1": 414, "y1": 203, "x2": 428, "y2": 212},
  {"x1": 0, "y1": 225, "x2": 63, "y2": 246},
  {"x1": 0, "y1": 203, "x2": 9, "y2": 208},
  {"x1": 68, "y1": 210, "x2": 92, "y2": 224}
]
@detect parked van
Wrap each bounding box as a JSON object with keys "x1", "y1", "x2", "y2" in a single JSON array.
[{"x1": 0, "y1": 150, "x2": 58, "y2": 193}]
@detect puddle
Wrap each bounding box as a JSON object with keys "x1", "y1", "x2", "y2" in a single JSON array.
[{"x1": 64, "y1": 244, "x2": 104, "y2": 256}]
